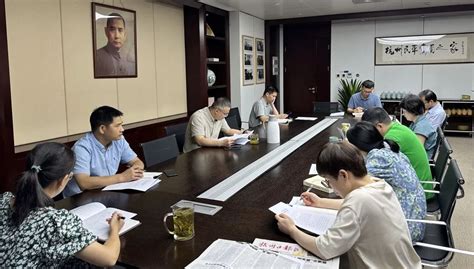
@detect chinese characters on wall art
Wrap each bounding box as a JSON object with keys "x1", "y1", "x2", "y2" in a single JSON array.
[
  {"x1": 375, "y1": 33, "x2": 474, "y2": 65},
  {"x1": 242, "y1": 35, "x2": 265, "y2": 85}
]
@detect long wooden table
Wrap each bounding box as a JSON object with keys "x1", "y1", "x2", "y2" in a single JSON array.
[{"x1": 56, "y1": 117, "x2": 353, "y2": 268}]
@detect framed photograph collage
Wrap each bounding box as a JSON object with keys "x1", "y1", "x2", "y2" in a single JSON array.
[{"x1": 242, "y1": 36, "x2": 265, "y2": 85}]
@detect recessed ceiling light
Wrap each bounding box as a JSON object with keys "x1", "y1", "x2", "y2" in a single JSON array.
[{"x1": 275, "y1": 2, "x2": 281, "y2": 6}]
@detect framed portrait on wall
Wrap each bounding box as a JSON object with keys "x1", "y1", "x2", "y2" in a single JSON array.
[
  {"x1": 242, "y1": 35, "x2": 254, "y2": 85},
  {"x1": 255, "y1": 38, "x2": 265, "y2": 84},
  {"x1": 92, "y1": 3, "x2": 137, "y2": 78}
]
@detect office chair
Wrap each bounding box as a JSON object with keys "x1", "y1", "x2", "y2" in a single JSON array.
[
  {"x1": 429, "y1": 126, "x2": 445, "y2": 163},
  {"x1": 313, "y1": 102, "x2": 339, "y2": 115},
  {"x1": 409, "y1": 159, "x2": 465, "y2": 268},
  {"x1": 140, "y1": 134, "x2": 179, "y2": 168},
  {"x1": 430, "y1": 136, "x2": 453, "y2": 184},
  {"x1": 164, "y1": 122, "x2": 188, "y2": 153},
  {"x1": 227, "y1": 107, "x2": 242, "y2": 129}
]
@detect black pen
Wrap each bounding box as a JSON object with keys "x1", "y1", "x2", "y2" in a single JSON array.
[{"x1": 153, "y1": 174, "x2": 161, "y2": 179}]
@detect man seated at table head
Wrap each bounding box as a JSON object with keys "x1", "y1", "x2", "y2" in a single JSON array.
[
  {"x1": 183, "y1": 97, "x2": 243, "y2": 153},
  {"x1": 248, "y1": 86, "x2": 288, "y2": 128},
  {"x1": 419, "y1": 89, "x2": 446, "y2": 129},
  {"x1": 64, "y1": 106, "x2": 144, "y2": 197},
  {"x1": 347, "y1": 80, "x2": 382, "y2": 113},
  {"x1": 361, "y1": 107, "x2": 434, "y2": 199}
]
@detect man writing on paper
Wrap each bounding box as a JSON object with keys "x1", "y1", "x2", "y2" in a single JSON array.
[
  {"x1": 248, "y1": 86, "x2": 288, "y2": 128},
  {"x1": 183, "y1": 98, "x2": 242, "y2": 153},
  {"x1": 64, "y1": 106, "x2": 144, "y2": 197},
  {"x1": 347, "y1": 80, "x2": 382, "y2": 113}
]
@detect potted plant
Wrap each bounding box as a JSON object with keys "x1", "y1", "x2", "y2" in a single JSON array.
[{"x1": 337, "y1": 79, "x2": 362, "y2": 112}]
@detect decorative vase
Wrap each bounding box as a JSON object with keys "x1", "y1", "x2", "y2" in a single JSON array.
[{"x1": 207, "y1": 69, "x2": 216, "y2": 87}]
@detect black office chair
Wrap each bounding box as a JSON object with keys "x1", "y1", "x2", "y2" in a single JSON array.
[
  {"x1": 140, "y1": 134, "x2": 179, "y2": 168},
  {"x1": 430, "y1": 136, "x2": 453, "y2": 184},
  {"x1": 429, "y1": 126, "x2": 445, "y2": 163},
  {"x1": 227, "y1": 107, "x2": 242, "y2": 130},
  {"x1": 313, "y1": 102, "x2": 339, "y2": 115},
  {"x1": 164, "y1": 122, "x2": 187, "y2": 153},
  {"x1": 411, "y1": 159, "x2": 465, "y2": 268}
]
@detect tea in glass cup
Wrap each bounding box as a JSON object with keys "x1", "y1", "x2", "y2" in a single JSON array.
[
  {"x1": 341, "y1": 123, "x2": 351, "y2": 136},
  {"x1": 163, "y1": 202, "x2": 194, "y2": 241},
  {"x1": 249, "y1": 133, "x2": 259, "y2": 145}
]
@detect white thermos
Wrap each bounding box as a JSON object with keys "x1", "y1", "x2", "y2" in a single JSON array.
[{"x1": 267, "y1": 115, "x2": 280, "y2": 144}]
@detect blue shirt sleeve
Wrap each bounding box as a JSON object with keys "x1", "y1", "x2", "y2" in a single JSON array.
[
  {"x1": 120, "y1": 138, "x2": 137, "y2": 164},
  {"x1": 375, "y1": 95, "x2": 382, "y2": 108},
  {"x1": 73, "y1": 143, "x2": 92, "y2": 175},
  {"x1": 348, "y1": 95, "x2": 356, "y2": 109}
]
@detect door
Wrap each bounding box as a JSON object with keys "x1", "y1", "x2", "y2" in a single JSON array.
[{"x1": 283, "y1": 23, "x2": 331, "y2": 115}]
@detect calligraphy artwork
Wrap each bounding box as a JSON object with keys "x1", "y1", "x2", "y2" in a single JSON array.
[{"x1": 375, "y1": 33, "x2": 474, "y2": 65}]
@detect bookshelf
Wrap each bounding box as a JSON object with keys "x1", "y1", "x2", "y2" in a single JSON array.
[{"x1": 184, "y1": 5, "x2": 230, "y2": 115}]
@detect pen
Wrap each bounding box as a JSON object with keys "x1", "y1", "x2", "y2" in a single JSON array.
[
  {"x1": 119, "y1": 216, "x2": 126, "y2": 220},
  {"x1": 153, "y1": 175, "x2": 161, "y2": 179},
  {"x1": 299, "y1": 187, "x2": 313, "y2": 203}
]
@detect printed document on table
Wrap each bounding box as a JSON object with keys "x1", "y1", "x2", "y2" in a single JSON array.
[
  {"x1": 295, "y1": 117, "x2": 318, "y2": 121},
  {"x1": 309, "y1": 164, "x2": 318, "y2": 175},
  {"x1": 102, "y1": 172, "x2": 162, "y2": 191},
  {"x1": 329, "y1": 112, "x2": 345, "y2": 117},
  {"x1": 219, "y1": 131, "x2": 253, "y2": 145},
  {"x1": 269, "y1": 202, "x2": 337, "y2": 235}
]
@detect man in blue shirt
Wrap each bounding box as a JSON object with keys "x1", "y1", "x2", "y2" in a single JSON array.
[
  {"x1": 64, "y1": 106, "x2": 144, "y2": 197},
  {"x1": 419, "y1": 89, "x2": 446, "y2": 129},
  {"x1": 347, "y1": 80, "x2": 382, "y2": 113}
]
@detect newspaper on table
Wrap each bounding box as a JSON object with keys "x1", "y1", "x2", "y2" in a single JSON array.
[{"x1": 185, "y1": 238, "x2": 339, "y2": 269}]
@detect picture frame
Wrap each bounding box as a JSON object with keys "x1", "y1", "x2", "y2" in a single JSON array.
[
  {"x1": 242, "y1": 35, "x2": 254, "y2": 85},
  {"x1": 375, "y1": 32, "x2": 474, "y2": 65},
  {"x1": 255, "y1": 38, "x2": 265, "y2": 84},
  {"x1": 92, "y1": 3, "x2": 137, "y2": 78}
]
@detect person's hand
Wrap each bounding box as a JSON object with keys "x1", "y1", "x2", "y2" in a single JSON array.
[
  {"x1": 279, "y1": 113, "x2": 288, "y2": 119},
  {"x1": 260, "y1": 115, "x2": 269, "y2": 123},
  {"x1": 107, "y1": 212, "x2": 125, "y2": 234},
  {"x1": 354, "y1": 107, "x2": 364, "y2": 113},
  {"x1": 220, "y1": 138, "x2": 235, "y2": 148},
  {"x1": 275, "y1": 213, "x2": 297, "y2": 236},
  {"x1": 120, "y1": 165, "x2": 144, "y2": 182},
  {"x1": 301, "y1": 191, "x2": 322, "y2": 207}
]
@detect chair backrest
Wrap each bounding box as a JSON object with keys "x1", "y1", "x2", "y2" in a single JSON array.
[
  {"x1": 439, "y1": 159, "x2": 464, "y2": 223},
  {"x1": 313, "y1": 102, "x2": 339, "y2": 115},
  {"x1": 140, "y1": 134, "x2": 179, "y2": 168},
  {"x1": 164, "y1": 122, "x2": 188, "y2": 153},
  {"x1": 430, "y1": 126, "x2": 445, "y2": 161},
  {"x1": 227, "y1": 107, "x2": 241, "y2": 129},
  {"x1": 433, "y1": 137, "x2": 453, "y2": 181}
]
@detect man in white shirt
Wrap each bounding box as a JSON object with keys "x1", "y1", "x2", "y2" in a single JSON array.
[{"x1": 419, "y1": 89, "x2": 446, "y2": 129}]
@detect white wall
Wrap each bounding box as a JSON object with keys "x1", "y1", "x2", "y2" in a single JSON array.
[
  {"x1": 229, "y1": 12, "x2": 265, "y2": 128},
  {"x1": 331, "y1": 14, "x2": 474, "y2": 102}
]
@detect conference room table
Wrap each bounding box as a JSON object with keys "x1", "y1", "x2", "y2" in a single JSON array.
[{"x1": 56, "y1": 116, "x2": 355, "y2": 268}]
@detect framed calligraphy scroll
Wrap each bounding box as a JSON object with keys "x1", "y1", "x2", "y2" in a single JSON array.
[{"x1": 375, "y1": 33, "x2": 474, "y2": 65}]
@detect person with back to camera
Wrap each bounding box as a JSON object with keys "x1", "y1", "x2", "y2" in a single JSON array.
[
  {"x1": 400, "y1": 94, "x2": 438, "y2": 159},
  {"x1": 274, "y1": 142, "x2": 421, "y2": 268},
  {"x1": 346, "y1": 80, "x2": 382, "y2": 113},
  {"x1": 346, "y1": 121, "x2": 427, "y2": 242},
  {"x1": 0, "y1": 142, "x2": 123, "y2": 267}
]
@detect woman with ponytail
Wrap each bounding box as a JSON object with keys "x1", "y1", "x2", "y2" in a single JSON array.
[
  {"x1": 0, "y1": 142, "x2": 123, "y2": 267},
  {"x1": 346, "y1": 121, "x2": 427, "y2": 242}
]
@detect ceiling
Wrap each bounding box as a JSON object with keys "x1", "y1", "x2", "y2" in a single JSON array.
[{"x1": 197, "y1": 0, "x2": 474, "y2": 20}]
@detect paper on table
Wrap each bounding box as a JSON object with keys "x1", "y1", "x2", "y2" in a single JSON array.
[
  {"x1": 278, "y1": 118, "x2": 292, "y2": 124},
  {"x1": 289, "y1": 196, "x2": 305, "y2": 207},
  {"x1": 329, "y1": 111, "x2": 345, "y2": 117},
  {"x1": 309, "y1": 163, "x2": 318, "y2": 175},
  {"x1": 295, "y1": 116, "x2": 318, "y2": 121},
  {"x1": 102, "y1": 172, "x2": 162, "y2": 191},
  {"x1": 269, "y1": 202, "x2": 337, "y2": 235},
  {"x1": 219, "y1": 131, "x2": 253, "y2": 145}
]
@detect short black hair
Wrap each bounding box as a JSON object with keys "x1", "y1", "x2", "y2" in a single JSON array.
[
  {"x1": 107, "y1": 13, "x2": 126, "y2": 28},
  {"x1": 316, "y1": 141, "x2": 367, "y2": 179},
  {"x1": 362, "y1": 80, "x2": 374, "y2": 89},
  {"x1": 419, "y1": 89, "x2": 438, "y2": 102},
  {"x1": 263, "y1": 86, "x2": 279, "y2": 96},
  {"x1": 400, "y1": 94, "x2": 425, "y2": 116},
  {"x1": 361, "y1": 107, "x2": 392, "y2": 125},
  {"x1": 90, "y1": 106, "x2": 123, "y2": 132},
  {"x1": 347, "y1": 121, "x2": 400, "y2": 153}
]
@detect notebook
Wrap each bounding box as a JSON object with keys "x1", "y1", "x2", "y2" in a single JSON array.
[
  {"x1": 303, "y1": 175, "x2": 334, "y2": 194},
  {"x1": 70, "y1": 202, "x2": 141, "y2": 241}
]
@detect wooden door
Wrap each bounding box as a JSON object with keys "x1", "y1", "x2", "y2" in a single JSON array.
[{"x1": 283, "y1": 23, "x2": 330, "y2": 115}]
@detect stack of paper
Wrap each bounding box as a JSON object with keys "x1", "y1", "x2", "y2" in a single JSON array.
[
  {"x1": 295, "y1": 116, "x2": 318, "y2": 121},
  {"x1": 102, "y1": 172, "x2": 162, "y2": 192},
  {"x1": 329, "y1": 111, "x2": 345, "y2": 117},
  {"x1": 304, "y1": 175, "x2": 334, "y2": 194},
  {"x1": 220, "y1": 131, "x2": 253, "y2": 145}
]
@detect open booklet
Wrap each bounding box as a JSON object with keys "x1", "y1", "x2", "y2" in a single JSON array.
[
  {"x1": 102, "y1": 172, "x2": 162, "y2": 192},
  {"x1": 219, "y1": 130, "x2": 254, "y2": 145},
  {"x1": 186, "y1": 238, "x2": 339, "y2": 269},
  {"x1": 269, "y1": 202, "x2": 337, "y2": 235},
  {"x1": 70, "y1": 202, "x2": 141, "y2": 241}
]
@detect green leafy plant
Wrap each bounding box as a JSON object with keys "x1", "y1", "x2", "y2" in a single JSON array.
[{"x1": 337, "y1": 79, "x2": 362, "y2": 112}]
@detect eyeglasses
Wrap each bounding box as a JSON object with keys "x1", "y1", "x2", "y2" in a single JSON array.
[
  {"x1": 219, "y1": 109, "x2": 230, "y2": 117},
  {"x1": 321, "y1": 178, "x2": 331, "y2": 188}
]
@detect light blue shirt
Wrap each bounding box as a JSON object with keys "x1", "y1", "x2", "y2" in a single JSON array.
[
  {"x1": 348, "y1": 92, "x2": 382, "y2": 110},
  {"x1": 410, "y1": 114, "x2": 437, "y2": 159},
  {"x1": 63, "y1": 132, "x2": 137, "y2": 197},
  {"x1": 425, "y1": 102, "x2": 446, "y2": 129}
]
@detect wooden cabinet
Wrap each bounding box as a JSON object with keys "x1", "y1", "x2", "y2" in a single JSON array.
[
  {"x1": 184, "y1": 5, "x2": 230, "y2": 115},
  {"x1": 442, "y1": 100, "x2": 474, "y2": 134}
]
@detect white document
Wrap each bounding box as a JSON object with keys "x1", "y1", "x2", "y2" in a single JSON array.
[
  {"x1": 278, "y1": 118, "x2": 293, "y2": 124},
  {"x1": 102, "y1": 172, "x2": 161, "y2": 192},
  {"x1": 219, "y1": 131, "x2": 253, "y2": 145},
  {"x1": 70, "y1": 202, "x2": 140, "y2": 241},
  {"x1": 289, "y1": 196, "x2": 305, "y2": 207},
  {"x1": 295, "y1": 117, "x2": 318, "y2": 121},
  {"x1": 309, "y1": 164, "x2": 318, "y2": 175},
  {"x1": 269, "y1": 202, "x2": 337, "y2": 235},
  {"x1": 329, "y1": 111, "x2": 345, "y2": 117}
]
